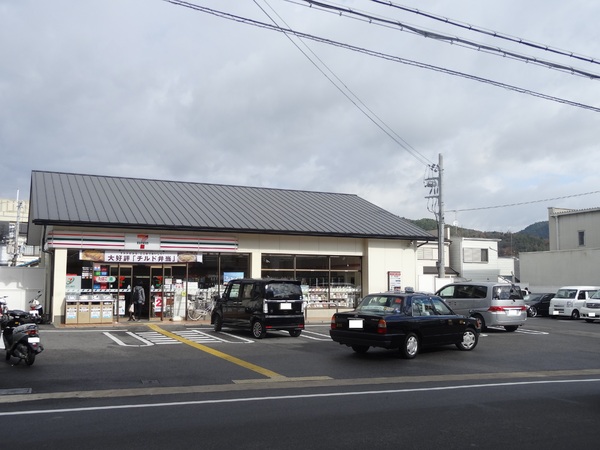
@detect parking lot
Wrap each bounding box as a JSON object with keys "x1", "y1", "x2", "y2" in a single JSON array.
[{"x1": 2, "y1": 316, "x2": 600, "y2": 400}]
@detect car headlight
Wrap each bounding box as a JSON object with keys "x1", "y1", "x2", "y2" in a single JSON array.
[{"x1": 566, "y1": 301, "x2": 573, "y2": 307}]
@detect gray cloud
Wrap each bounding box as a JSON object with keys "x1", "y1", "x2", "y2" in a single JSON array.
[{"x1": 1, "y1": 0, "x2": 599, "y2": 232}]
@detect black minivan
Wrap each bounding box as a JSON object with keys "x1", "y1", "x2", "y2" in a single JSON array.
[{"x1": 211, "y1": 278, "x2": 305, "y2": 339}]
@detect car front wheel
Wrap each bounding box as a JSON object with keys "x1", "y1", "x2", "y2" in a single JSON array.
[
  {"x1": 571, "y1": 310, "x2": 580, "y2": 320},
  {"x1": 213, "y1": 314, "x2": 222, "y2": 332},
  {"x1": 456, "y1": 327, "x2": 478, "y2": 351},
  {"x1": 400, "y1": 332, "x2": 419, "y2": 359},
  {"x1": 528, "y1": 306, "x2": 538, "y2": 318}
]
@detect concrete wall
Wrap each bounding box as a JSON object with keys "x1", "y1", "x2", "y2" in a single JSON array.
[
  {"x1": 364, "y1": 238, "x2": 415, "y2": 293},
  {"x1": 0, "y1": 266, "x2": 45, "y2": 311},
  {"x1": 520, "y1": 247, "x2": 600, "y2": 292},
  {"x1": 549, "y1": 207, "x2": 600, "y2": 251}
]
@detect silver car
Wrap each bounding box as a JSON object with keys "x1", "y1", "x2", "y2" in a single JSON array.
[{"x1": 436, "y1": 282, "x2": 527, "y2": 332}]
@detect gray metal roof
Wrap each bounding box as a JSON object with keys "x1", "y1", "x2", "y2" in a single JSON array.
[{"x1": 28, "y1": 171, "x2": 435, "y2": 240}]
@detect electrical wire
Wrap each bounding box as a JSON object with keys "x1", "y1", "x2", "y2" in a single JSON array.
[
  {"x1": 369, "y1": 0, "x2": 600, "y2": 68},
  {"x1": 448, "y1": 190, "x2": 600, "y2": 213},
  {"x1": 162, "y1": 1, "x2": 600, "y2": 113},
  {"x1": 299, "y1": 0, "x2": 600, "y2": 79},
  {"x1": 254, "y1": 0, "x2": 433, "y2": 167}
]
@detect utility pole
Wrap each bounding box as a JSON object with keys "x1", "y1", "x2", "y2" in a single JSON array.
[
  {"x1": 437, "y1": 154, "x2": 445, "y2": 278},
  {"x1": 11, "y1": 190, "x2": 23, "y2": 266},
  {"x1": 424, "y1": 154, "x2": 445, "y2": 278}
]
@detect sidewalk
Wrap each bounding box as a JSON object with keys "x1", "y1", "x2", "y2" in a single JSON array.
[{"x1": 50, "y1": 307, "x2": 352, "y2": 329}]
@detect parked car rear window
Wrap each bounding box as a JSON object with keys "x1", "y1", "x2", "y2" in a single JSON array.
[
  {"x1": 265, "y1": 282, "x2": 302, "y2": 299},
  {"x1": 494, "y1": 286, "x2": 522, "y2": 299},
  {"x1": 357, "y1": 295, "x2": 404, "y2": 312}
]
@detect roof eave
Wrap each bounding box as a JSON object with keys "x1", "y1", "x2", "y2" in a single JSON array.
[{"x1": 33, "y1": 219, "x2": 436, "y2": 241}]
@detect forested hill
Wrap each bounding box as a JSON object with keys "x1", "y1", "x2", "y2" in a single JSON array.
[{"x1": 406, "y1": 218, "x2": 549, "y2": 257}]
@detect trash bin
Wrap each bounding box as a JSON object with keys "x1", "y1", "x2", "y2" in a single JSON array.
[
  {"x1": 89, "y1": 301, "x2": 102, "y2": 324},
  {"x1": 65, "y1": 301, "x2": 78, "y2": 325},
  {"x1": 77, "y1": 301, "x2": 91, "y2": 324},
  {"x1": 101, "y1": 300, "x2": 113, "y2": 323}
]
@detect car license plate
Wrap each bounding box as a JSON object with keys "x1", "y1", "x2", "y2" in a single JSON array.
[
  {"x1": 552, "y1": 311, "x2": 559, "y2": 315},
  {"x1": 506, "y1": 309, "x2": 520, "y2": 316},
  {"x1": 348, "y1": 319, "x2": 363, "y2": 329},
  {"x1": 590, "y1": 313, "x2": 596, "y2": 317},
  {"x1": 28, "y1": 337, "x2": 40, "y2": 343},
  {"x1": 280, "y1": 302, "x2": 292, "y2": 310}
]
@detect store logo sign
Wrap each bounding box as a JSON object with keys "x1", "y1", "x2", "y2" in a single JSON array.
[
  {"x1": 125, "y1": 233, "x2": 160, "y2": 251},
  {"x1": 137, "y1": 234, "x2": 149, "y2": 249}
]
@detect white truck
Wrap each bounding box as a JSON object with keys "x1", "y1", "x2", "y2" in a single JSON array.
[{"x1": 549, "y1": 286, "x2": 600, "y2": 319}]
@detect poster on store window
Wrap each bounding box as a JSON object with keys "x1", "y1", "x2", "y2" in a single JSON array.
[
  {"x1": 388, "y1": 271, "x2": 402, "y2": 292},
  {"x1": 66, "y1": 274, "x2": 81, "y2": 293}
]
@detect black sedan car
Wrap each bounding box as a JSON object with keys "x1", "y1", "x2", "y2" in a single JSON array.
[
  {"x1": 524, "y1": 293, "x2": 555, "y2": 317},
  {"x1": 330, "y1": 292, "x2": 480, "y2": 359}
]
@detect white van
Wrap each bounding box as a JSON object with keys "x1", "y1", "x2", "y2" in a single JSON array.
[
  {"x1": 548, "y1": 286, "x2": 600, "y2": 319},
  {"x1": 435, "y1": 282, "x2": 527, "y2": 332}
]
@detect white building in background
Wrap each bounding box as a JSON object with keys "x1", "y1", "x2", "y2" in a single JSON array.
[
  {"x1": 449, "y1": 236, "x2": 516, "y2": 282},
  {"x1": 416, "y1": 227, "x2": 516, "y2": 293},
  {"x1": 520, "y1": 207, "x2": 600, "y2": 292},
  {"x1": 0, "y1": 198, "x2": 39, "y2": 266}
]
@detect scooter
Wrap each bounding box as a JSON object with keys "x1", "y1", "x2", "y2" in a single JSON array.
[
  {"x1": 0, "y1": 295, "x2": 8, "y2": 329},
  {"x1": 2, "y1": 309, "x2": 44, "y2": 366},
  {"x1": 28, "y1": 291, "x2": 44, "y2": 324}
]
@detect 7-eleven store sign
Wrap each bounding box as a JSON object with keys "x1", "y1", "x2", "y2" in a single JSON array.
[{"x1": 125, "y1": 234, "x2": 160, "y2": 250}]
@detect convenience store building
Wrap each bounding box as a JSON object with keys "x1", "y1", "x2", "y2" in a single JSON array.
[{"x1": 26, "y1": 171, "x2": 435, "y2": 324}]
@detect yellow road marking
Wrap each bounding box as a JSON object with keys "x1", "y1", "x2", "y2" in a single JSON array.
[{"x1": 147, "y1": 324, "x2": 284, "y2": 379}]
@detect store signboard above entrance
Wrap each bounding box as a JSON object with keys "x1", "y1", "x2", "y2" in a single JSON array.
[
  {"x1": 80, "y1": 250, "x2": 203, "y2": 264},
  {"x1": 46, "y1": 231, "x2": 238, "y2": 252},
  {"x1": 125, "y1": 233, "x2": 160, "y2": 251}
]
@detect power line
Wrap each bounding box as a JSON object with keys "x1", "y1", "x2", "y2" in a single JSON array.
[
  {"x1": 254, "y1": 0, "x2": 433, "y2": 167},
  {"x1": 448, "y1": 190, "x2": 600, "y2": 213},
  {"x1": 162, "y1": 1, "x2": 600, "y2": 113},
  {"x1": 299, "y1": 0, "x2": 600, "y2": 79},
  {"x1": 369, "y1": 0, "x2": 600, "y2": 68}
]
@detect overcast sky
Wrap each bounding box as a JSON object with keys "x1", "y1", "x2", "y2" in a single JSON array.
[{"x1": 2, "y1": 0, "x2": 599, "y2": 232}]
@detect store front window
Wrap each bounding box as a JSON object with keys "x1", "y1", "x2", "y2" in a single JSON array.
[
  {"x1": 65, "y1": 250, "x2": 250, "y2": 322},
  {"x1": 261, "y1": 254, "x2": 362, "y2": 307}
]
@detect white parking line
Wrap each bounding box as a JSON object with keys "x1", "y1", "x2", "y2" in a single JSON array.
[
  {"x1": 300, "y1": 330, "x2": 331, "y2": 341},
  {"x1": 177, "y1": 330, "x2": 254, "y2": 344},
  {"x1": 486, "y1": 326, "x2": 549, "y2": 335},
  {"x1": 135, "y1": 331, "x2": 181, "y2": 345},
  {"x1": 103, "y1": 331, "x2": 154, "y2": 347}
]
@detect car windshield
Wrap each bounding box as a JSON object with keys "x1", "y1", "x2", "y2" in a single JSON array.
[
  {"x1": 356, "y1": 295, "x2": 404, "y2": 313},
  {"x1": 590, "y1": 290, "x2": 600, "y2": 299},
  {"x1": 555, "y1": 289, "x2": 577, "y2": 299},
  {"x1": 265, "y1": 283, "x2": 302, "y2": 299}
]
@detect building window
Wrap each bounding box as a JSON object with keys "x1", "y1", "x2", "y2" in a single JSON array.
[
  {"x1": 261, "y1": 254, "x2": 362, "y2": 307},
  {"x1": 417, "y1": 247, "x2": 436, "y2": 260},
  {"x1": 578, "y1": 231, "x2": 585, "y2": 246},
  {"x1": 463, "y1": 248, "x2": 489, "y2": 263}
]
